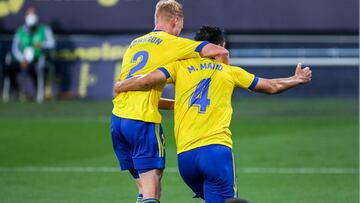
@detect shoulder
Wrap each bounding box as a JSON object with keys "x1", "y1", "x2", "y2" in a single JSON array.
[
  {"x1": 128, "y1": 33, "x2": 149, "y2": 46},
  {"x1": 197, "y1": 57, "x2": 213, "y2": 64},
  {"x1": 224, "y1": 63, "x2": 240, "y2": 71},
  {"x1": 206, "y1": 58, "x2": 229, "y2": 70},
  {"x1": 167, "y1": 34, "x2": 194, "y2": 43},
  {"x1": 176, "y1": 57, "x2": 203, "y2": 67}
]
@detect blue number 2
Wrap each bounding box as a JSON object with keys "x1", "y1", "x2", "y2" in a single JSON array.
[
  {"x1": 126, "y1": 51, "x2": 149, "y2": 79},
  {"x1": 189, "y1": 78, "x2": 211, "y2": 113}
]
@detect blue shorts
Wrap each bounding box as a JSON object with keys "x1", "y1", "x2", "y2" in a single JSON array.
[
  {"x1": 111, "y1": 115, "x2": 165, "y2": 178},
  {"x1": 178, "y1": 144, "x2": 238, "y2": 203}
]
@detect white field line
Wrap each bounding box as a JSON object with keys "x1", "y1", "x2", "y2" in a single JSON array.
[{"x1": 0, "y1": 166, "x2": 358, "y2": 174}]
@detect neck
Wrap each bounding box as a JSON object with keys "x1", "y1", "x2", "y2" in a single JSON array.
[{"x1": 154, "y1": 23, "x2": 173, "y2": 35}]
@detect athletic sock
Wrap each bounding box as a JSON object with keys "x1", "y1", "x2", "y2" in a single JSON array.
[
  {"x1": 136, "y1": 194, "x2": 143, "y2": 203},
  {"x1": 142, "y1": 198, "x2": 160, "y2": 203}
]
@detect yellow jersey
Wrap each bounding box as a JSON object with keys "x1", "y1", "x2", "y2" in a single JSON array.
[
  {"x1": 112, "y1": 30, "x2": 208, "y2": 123},
  {"x1": 159, "y1": 58, "x2": 258, "y2": 154}
]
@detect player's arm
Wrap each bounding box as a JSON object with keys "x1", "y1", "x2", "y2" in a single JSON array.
[
  {"x1": 200, "y1": 43, "x2": 229, "y2": 64},
  {"x1": 113, "y1": 71, "x2": 174, "y2": 110},
  {"x1": 113, "y1": 70, "x2": 168, "y2": 96},
  {"x1": 254, "y1": 63, "x2": 312, "y2": 94},
  {"x1": 158, "y1": 98, "x2": 174, "y2": 110},
  {"x1": 177, "y1": 37, "x2": 229, "y2": 64}
]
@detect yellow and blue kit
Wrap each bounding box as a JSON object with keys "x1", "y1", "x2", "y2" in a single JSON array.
[
  {"x1": 158, "y1": 58, "x2": 258, "y2": 201},
  {"x1": 111, "y1": 30, "x2": 208, "y2": 177},
  {"x1": 112, "y1": 30, "x2": 208, "y2": 123}
]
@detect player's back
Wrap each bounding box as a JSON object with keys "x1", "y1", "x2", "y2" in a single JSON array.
[
  {"x1": 161, "y1": 58, "x2": 257, "y2": 153},
  {"x1": 113, "y1": 30, "x2": 205, "y2": 123}
]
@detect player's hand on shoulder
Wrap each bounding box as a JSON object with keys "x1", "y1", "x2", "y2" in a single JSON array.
[
  {"x1": 214, "y1": 53, "x2": 229, "y2": 65},
  {"x1": 294, "y1": 63, "x2": 312, "y2": 84}
]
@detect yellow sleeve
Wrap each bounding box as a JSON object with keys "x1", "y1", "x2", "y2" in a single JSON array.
[
  {"x1": 229, "y1": 65, "x2": 259, "y2": 90},
  {"x1": 158, "y1": 61, "x2": 180, "y2": 83},
  {"x1": 171, "y1": 36, "x2": 209, "y2": 60}
]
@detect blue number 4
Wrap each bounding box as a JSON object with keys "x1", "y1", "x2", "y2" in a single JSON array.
[
  {"x1": 126, "y1": 51, "x2": 149, "y2": 79},
  {"x1": 189, "y1": 78, "x2": 211, "y2": 113}
]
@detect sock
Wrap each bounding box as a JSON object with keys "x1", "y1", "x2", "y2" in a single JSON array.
[
  {"x1": 142, "y1": 198, "x2": 160, "y2": 203},
  {"x1": 136, "y1": 194, "x2": 143, "y2": 203}
]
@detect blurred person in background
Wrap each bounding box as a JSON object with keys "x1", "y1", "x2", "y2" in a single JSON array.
[{"x1": 2, "y1": 6, "x2": 55, "y2": 103}]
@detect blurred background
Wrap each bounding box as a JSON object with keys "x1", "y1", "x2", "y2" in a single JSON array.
[
  {"x1": 0, "y1": 0, "x2": 358, "y2": 100},
  {"x1": 0, "y1": 0, "x2": 358, "y2": 203}
]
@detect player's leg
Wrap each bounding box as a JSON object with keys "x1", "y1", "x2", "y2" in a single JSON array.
[
  {"x1": 111, "y1": 115, "x2": 143, "y2": 202},
  {"x1": 4, "y1": 61, "x2": 21, "y2": 98},
  {"x1": 121, "y1": 119, "x2": 166, "y2": 202},
  {"x1": 199, "y1": 144, "x2": 237, "y2": 203},
  {"x1": 138, "y1": 169, "x2": 163, "y2": 201},
  {"x1": 129, "y1": 169, "x2": 144, "y2": 203},
  {"x1": 135, "y1": 181, "x2": 143, "y2": 203},
  {"x1": 28, "y1": 62, "x2": 38, "y2": 99},
  {"x1": 177, "y1": 148, "x2": 205, "y2": 200}
]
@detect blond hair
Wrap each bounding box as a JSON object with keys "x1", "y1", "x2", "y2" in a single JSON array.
[{"x1": 155, "y1": 0, "x2": 183, "y2": 23}]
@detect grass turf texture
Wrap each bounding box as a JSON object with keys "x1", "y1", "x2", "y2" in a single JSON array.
[{"x1": 0, "y1": 98, "x2": 358, "y2": 203}]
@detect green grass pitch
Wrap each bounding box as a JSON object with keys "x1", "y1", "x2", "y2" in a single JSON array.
[{"x1": 0, "y1": 98, "x2": 358, "y2": 203}]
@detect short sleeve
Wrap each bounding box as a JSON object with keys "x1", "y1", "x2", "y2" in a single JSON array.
[
  {"x1": 172, "y1": 36, "x2": 209, "y2": 60},
  {"x1": 229, "y1": 65, "x2": 259, "y2": 90},
  {"x1": 158, "y1": 61, "x2": 181, "y2": 83}
]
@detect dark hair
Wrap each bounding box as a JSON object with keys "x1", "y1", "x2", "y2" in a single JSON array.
[{"x1": 194, "y1": 25, "x2": 225, "y2": 45}]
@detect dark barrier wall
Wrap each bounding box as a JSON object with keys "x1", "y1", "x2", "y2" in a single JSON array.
[{"x1": 0, "y1": 0, "x2": 358, "y2": 33}]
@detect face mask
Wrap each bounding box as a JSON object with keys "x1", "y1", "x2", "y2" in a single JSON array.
[{"x1": 25, "y1": 14, "x2": 38, "y2": 27}]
